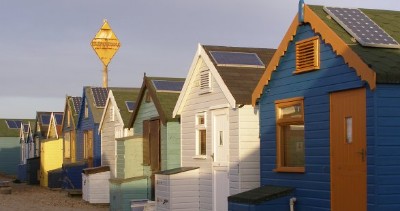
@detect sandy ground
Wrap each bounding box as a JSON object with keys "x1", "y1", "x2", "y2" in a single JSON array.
[{"x1": 0, "y1": 174, "x2": 109, "y2": 211}]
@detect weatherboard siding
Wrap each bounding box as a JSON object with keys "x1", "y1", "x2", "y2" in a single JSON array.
[
  {"x1": 77, "y1": 103, "x2": 102, "y2": 167},
  {"x1": 116, "y1": 136, "x2": 144, "y2": 179},
  {"x1": 374, "y1": 84, "x2": 400, "y2": 210},
  {"x1": 40, "y1": 138, "x2": 63, "y2": 187},
  {"x1": 163, "y1": 122, "x2": 181, "y2": 170},
  {"x1": 181, "y1": 59, "x2": 230, "y2": 211},
  {"x1": 238, "y1": 105, "x2": 260, "y2": 192},
  {"x1": 101, "y1": 101, "x2": 122, "y2": 179},
  {"x1": 133, "y1": 90, "x2": 158, "y2": 135},
  {"x1": 258, "y1": 24, "x2": 366, "y2": 210},
  {"x1": 0, "y1": 137, "x2": 20, "y2": 175}
]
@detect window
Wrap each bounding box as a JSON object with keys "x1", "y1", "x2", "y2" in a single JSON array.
[
  {"x1": 295, "y1": 36, "x2": 320, "y2": 73},
  {"x1": 64, "y1": 132, "x2": 71, "y2": 159},
  {"x1": 196, "y1": 113, "x2": 207, "y2": 156},
  {"x1": 275, "y1": 97, "x2": 305, "y2": 173},
  {"x1": 84, "y1": 100, "x2": 89, "y2": 119}
]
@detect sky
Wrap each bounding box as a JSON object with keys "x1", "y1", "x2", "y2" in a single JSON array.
[{"x1": 1, "y1": 0, "x2": 399, "y2": 119}]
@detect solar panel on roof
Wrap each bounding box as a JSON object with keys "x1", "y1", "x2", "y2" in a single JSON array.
[
  {"x1": 41, "y1": 114, "x2": 51, "y2": 125},
  {"x1": 5, "y1": 120, "x2": 18, "y2": 129},
  {"x1": 55, "y1": 113, "x2": 63, "y2": 125},
  {"x1": 14, "y1": 120, "x2": 22, "y2": 128},
  {"x1": 125, "y1": 101, "x2": 136, "y2": 112},
  {"x1": 91, "y1": 87, "x2": 109, "y2": 107},
  {"x1": 72, "y1": 97, "x2": 82, "y2": 114},
  {"x1": 152, "y1": 80, "x2": 184, "y2": 92},
  {"x1": 209, "y1": 51, "x2": 265, "y2": 67},
  {"x1": 324, "y1": 7, "x2": 400, "y2": 48}
]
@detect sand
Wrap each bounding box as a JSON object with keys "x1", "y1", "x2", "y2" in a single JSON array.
[{"x1": 0, "y1": 174, "x2": 109, "y2": 211}]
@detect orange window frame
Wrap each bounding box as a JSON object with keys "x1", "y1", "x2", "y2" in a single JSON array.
[{"x1": 275, "y1": 97, "x2": 305, "y2": 173}]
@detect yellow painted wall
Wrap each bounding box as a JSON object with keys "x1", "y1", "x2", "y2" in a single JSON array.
[{"x1": 40, "y1": 138, "x2": 63, "y2": 187}]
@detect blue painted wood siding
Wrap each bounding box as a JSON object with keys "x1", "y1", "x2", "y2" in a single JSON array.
[
  {"x1": 76, "y1": 99, "x2": 101, "y2": 167},
  {"x1": 258, "y1": 24, "x2": 371, "y2": 211},
  {"x1": 372, "y1": 84, "x2": 400, "y2": 210}
]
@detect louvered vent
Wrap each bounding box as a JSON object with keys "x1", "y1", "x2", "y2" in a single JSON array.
[
  {"x1": 200, "y1": 70, "x2": 211, "y2": 91},
  {"x1": 296, "y1": 36, "x2": 320, "y2": 73}
]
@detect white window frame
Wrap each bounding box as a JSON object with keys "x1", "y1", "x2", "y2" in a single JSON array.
[{"x1": 194, "y1": 112, "x2": 207, "y2": 159}]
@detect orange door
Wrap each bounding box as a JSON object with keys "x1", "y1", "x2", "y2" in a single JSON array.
[{"x1": 330, "y1": 88, "x2": 366, "y2": 211}]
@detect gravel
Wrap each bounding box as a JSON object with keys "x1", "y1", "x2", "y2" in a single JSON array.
[{"x1": 0, "y1": 174, "x2": 109, "y2": 211}]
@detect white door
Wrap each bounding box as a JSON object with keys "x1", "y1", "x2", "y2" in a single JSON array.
[
  {"x1": 213, "y1": 111, "x2": 228, "y2": 165},
  {"x1": 214, "y1": 167, "x2": 229, "y2": 211},
  {"x1": 212, "y1": 109, "x2": 229, "y2": 211}
]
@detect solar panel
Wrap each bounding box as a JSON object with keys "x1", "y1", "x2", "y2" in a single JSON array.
[
  {"x1": 5, "y1": 120, "x2": 17, "y2": 129},
  {"x1": 125, "y1": 101, "x2": 136, "y2": 112},
  {"x1": 72, "y1": 97, "x2": 82, "y2": 114},
  {"x1": 55, "y1": 113, "x2": 63, "y2": 125},
  {"x1": 91, "y1": 87, "x2": 109, "y2": 107},
  {"x1": 209, "y1": 51, "x2": 265, "y2": 67},
  {"x1": 14, "y1": 120, "x2": 22, "y2": 128},
  {"x1": 324, "y1": 7, "x2": 400, "y2": 48},
  {"x1": 41, "y1": 114, "x2": 51, "y2": 125},
  {"x1": 152, "y1": 80, "x2": 184, "y2": 92}
]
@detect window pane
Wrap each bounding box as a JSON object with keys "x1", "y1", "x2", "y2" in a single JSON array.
[
  {"x1": 283, "y1": 124, "x2": 304, "y2": 167},
  {"x1": 200, "y1": 129, "x2": 206, "y2": 155},
  {"x1": 279, "y1": 104, "x2": 302, "y2": 119},
  {"x1": 198, "y1": 116, "x2": 205, "y2": 125}
]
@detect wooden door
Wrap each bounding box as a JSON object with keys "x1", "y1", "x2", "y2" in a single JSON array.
[
  {"x1": 85, "y1": 130, "x2": 94, "y2": 167},
  {"x1": 330, "y1": 88, "x2": 366, "y2": 211},
  {"x1": 71, "y1": 131, "x2": 76, "y2": 163},
  {"x1": 149, "y1": 119, "x2": 160, "y2": 200}
]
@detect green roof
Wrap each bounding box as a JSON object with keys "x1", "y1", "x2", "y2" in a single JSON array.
[
  {"x1": 112, "y1": 88, "x2": 141, "y2": 126},
  {"x1": 0, "y1": 119, "x2": 35, "y2": 137},
  {"x1": 309, "y1": 5, "x2": 400, "y2": 84}
]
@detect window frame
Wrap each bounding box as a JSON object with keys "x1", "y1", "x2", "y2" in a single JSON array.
[
  {"x1": 195, "y1": 112, "x2": 207, "y2": 157},
  {"x1": 275, "y1": 97, "x2": 305, "y2": 173}
]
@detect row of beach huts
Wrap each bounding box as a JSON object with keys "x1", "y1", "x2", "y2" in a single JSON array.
[{"x1": 1, "y1": 3, "x2": 400, "y2": 211}]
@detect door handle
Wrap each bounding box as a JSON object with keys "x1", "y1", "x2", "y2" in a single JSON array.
[
  {"x1": 357, "y1": 148, "x2": 365, "y2": 162},
  {"x1": 210, "y1": 153, "x2": 214, "y2": 161}
]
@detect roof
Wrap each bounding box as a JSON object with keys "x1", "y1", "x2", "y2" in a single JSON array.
[
  {"x1": 0, "y1": 119, "x2": 34, "y2": 137},
  {"x1": 99, "y1": 88, "x2": 140, "y2": 130},
  {"x1": 78, "y1": 86, "x2": 135, "y2": 126},
  {"x1": 34, "y1": 111, "x2": 53, "y2": 138},
  {"x1": 128, "y1": 76, "x2": 185, "y2": 127},
  {"x1": 174, "y1": 44, "x2": 276, "y2": 116},
  {"x1": 228, "y1": 185, "x2": 294, "y2": 205},
  {"x1": 62, "y1": 96, "x2": 81, "y2": 132},
  {"x1": 203, "y1": 45, "x2": 276, "y2": 105},
  {"x1": 253, "y1": 4, "x2": 400, "y2": 105},
  {"x1": 112, "y1": 88, "x2": 140, "y2": 126},
  {"x1": 309, "y1": 5, "x2": 400, "y2": 84}
]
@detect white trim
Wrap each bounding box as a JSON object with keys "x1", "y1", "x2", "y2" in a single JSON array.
[{"x1": 173, "y1": 44, "x2": 236, "y2": 117}]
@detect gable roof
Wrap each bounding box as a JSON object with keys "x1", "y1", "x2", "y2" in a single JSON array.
[
  {"x1": 33, "y1": 111, "x2": 53, "y2": 138},
  {"x1": 47, "y1": 112, "x2": 63, "y2": 139},
  {"x1": 99, "y1": 88, "x2": 140, "y2": 130},
  {"x1": 62, "y1": 96, "x2": 81, "y2": 132},
  {"x1": 128, "y1": 76, "x2": 185, "y2": 127},
  {"x1": 77, "y1": 86, "x2": 135, "y2": 127},
  {"x1": 253, "y1": 4, "x2": 400, "y2": 105},
  {"x1": 174, "y1": 44, "x2": 275, "y2": 116},
  {"x1": 0, "y1": 119, "x2": 34, "y2": 137}
]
